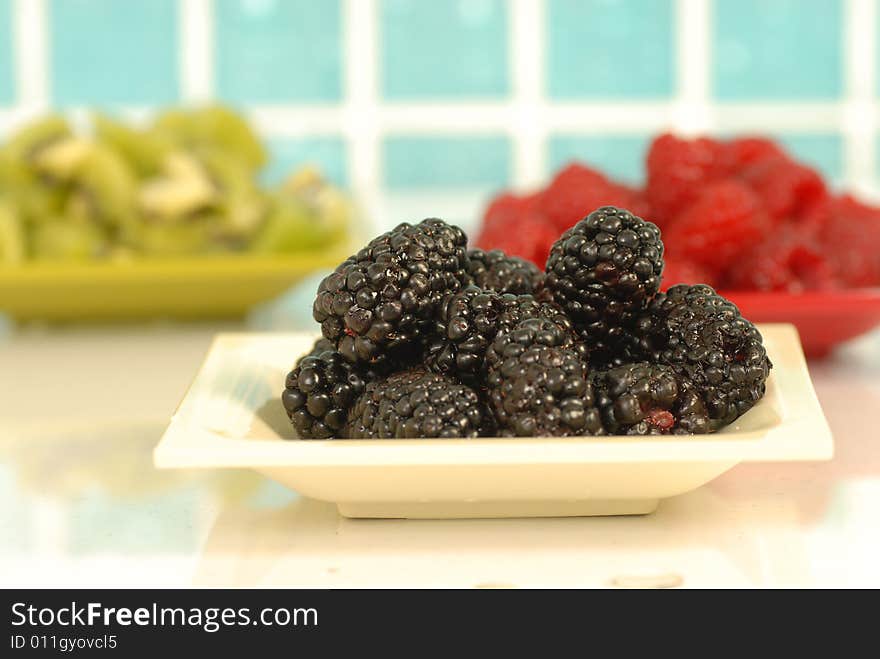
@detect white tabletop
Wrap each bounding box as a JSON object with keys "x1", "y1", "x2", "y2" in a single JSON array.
[{"x1": 1, "y1": 311, "x2": 878, "y2": 588}]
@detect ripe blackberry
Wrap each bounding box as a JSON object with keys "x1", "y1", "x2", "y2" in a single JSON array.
[
  {"x1": 635, "y1": 284, "x2": 771, "y2": 428},
  {"x1": 465, "y1": 248, "x2": 545, "y2": 296},
  {"x1": 485, "y1": 317, "x2": 603, "y2": 437},
  {"x1": 425, "y1": 289, "x2": 585, "y2": 382},
  {"x1": 424, "y1": 286, "x2": 506, "y2": 382},
  {"x1": 313, "y1": 218, "x2": 468, "y2": 365},
  {"x1": 545, "y1": 206, "x2": 664, "y2": 356},
  {"x1": 282, "y1": 350, "x2": 369, "y2": 439},
  {"x1": 346, "y1": 369, "x2": 490, "y2": 439},
  {"x1": 592, "y1": 363, "x2": 711, "y2": 435}
]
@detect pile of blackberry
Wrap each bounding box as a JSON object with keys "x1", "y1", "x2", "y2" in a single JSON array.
[{"x1": 283, "y1": 209, "x2": 771, "y2": 439}]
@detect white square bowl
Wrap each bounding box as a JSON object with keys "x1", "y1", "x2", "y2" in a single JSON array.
[{"x1": 154, "y1": 324, "x2": 833, "y2": 519}]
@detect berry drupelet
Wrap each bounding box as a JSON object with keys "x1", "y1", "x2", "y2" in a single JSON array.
[
  {"x1": 545, "y1": 206, "x2": 664, "y2": 356},
  {"x1": 485, "y1": 317, "x2": 603, "y2": 437},
  {"x1": 313, "y1": 218, "x2": 468, "y2": 365},
  {"x1": 592, "y1": 362, "x2": 711, "y2": 435},
  {"x1": 465, "y1": 248, "x2": 545, "y2": 296},
  {"x1": 634, "y1": 284, "x2": 771, "y2": 429},
  {"x1": 346, "y1": 368, "x2": 490, "y2": 439}
]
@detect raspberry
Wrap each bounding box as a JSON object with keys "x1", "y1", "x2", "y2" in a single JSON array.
[
  {"x1": 739, "y1": 156, "x2": 827, "y2": 222},
  {"x1": 821, "y1": 195, "x2": 880, "y2": 287},
  {"x1": 538, "y1": 163, "x2": 639, "y2": 232},
  {"x1": 645, "y1": 134, "x2": 723, "y2": 225},
  {"x1": 475, "y1": 211, "x2": 557, "y2": 269},
  {"x1": 660, "y1": 257, "x2": 718, "y2": 290},
  {"x1": 724, "y1": 225, "x2": 837, "y2": 291},
  {"x1": 624, "y1": 187, "x2": 654, "y2": 220},
  {"x1": 479, "y1": 192, "x2": 540, "y2": 235},
  {"x1": 719, "y1": 137, "x2": 785, "y2": 175},
  {"x1": 663, "y1": 180, "x2": 770, "y2": 274}
]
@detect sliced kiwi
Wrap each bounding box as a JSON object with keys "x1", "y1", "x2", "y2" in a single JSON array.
[
  {"x1": 0, "y1": 151, "x2": 70, "y2": 225},
  {"x1": 70, "y1": 144, "x2": 137, "y2": 228},
  {"x1": 194, "y1": 146, "x2": 266, "y2": 239},
  {"x1": 0, "y1": 107, "x2": 351, "y2": 262},
  {"x1": 30, "y1": 216, "x2": 106, "y2": 261},
  {"x1": 250, "y1": 194, "x2": 334, "y2": 254},
  {"x1": 4, "y1": 115, "x2": 72, "y2": 162},
  {"x1": 93, "y1": 113, "x2": 173, "y2": 177},
  {"x1": 138, "y1": 151, "x2": 217, "y2": 220},
  {"x1": 33, "y1": 137, "x2": 94, "y2": 180},
  {"x1": 153, "y1": 105, "x2": 267, "y2": 171}
]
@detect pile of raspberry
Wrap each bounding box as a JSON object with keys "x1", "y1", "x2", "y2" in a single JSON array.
[{"x1": 475, "y1": 134, "x2": 880, "y2": 291}]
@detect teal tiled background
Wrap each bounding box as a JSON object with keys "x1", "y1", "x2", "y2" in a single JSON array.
[
  {"x1": 384, "y1": 135, "x2": 511, "y2": 189},
  {"x1": 713, "y1": 0, "x2": 842, "y2": 100},
  {"x1": 215, "y1": 0, "x2": 342, "y2": 103},
  {"x1": 0, "y1": 0, "x2": 867, "y2": 195},
  {"x1": 50, "y1": 0, "x2": 180, "y2": 106},
  {"x1": 381, "y1": 0, "x2": 509, "y2": 99},
  {"x1": 0, "y1": 0, "x2": 13, "y2": 105},
  {"x1": 548, "y1": 135, "x2": 650, "y2": 184},
  {"x1": 547, "y1": 0, "x2": 675, "y2": 99}
]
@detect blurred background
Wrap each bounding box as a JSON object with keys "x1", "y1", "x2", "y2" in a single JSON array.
[
  {"x1": 2, "y1": 0, "x2": 879, "y2": 330},
  {"x1": 1, "y1": 0, "x2": 879, "y2": 588},
  {"x1": 0, "y1": 0, "x2": 867, "y2": 237}
]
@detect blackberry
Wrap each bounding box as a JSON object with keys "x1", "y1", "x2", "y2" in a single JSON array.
[
  {"x1": 424, "y1": 286, "x2": 506, "y2": 382},
  {"x1": 425, "y1": 289, "x2": 586, "y2": 382},
  {"x1": 313, "y1": 218, "x2": 468, "y2": 365},
  {"x1": 485, "y1": 317, "x2": 603, "y2": 437},
  {"x1": 592, "y1": 362, "x2": 711, "y2": 435},
  {"x1": 282, "y1": 350, "x2": 370, "y2": 439},
  {"x1": 635, "y1": 284, "x2": 771, "y2": 429},
  {"x1": 346, "y1": 369, "x2": 490, "y2": 439},
  {"x1": 465, "y1": 248, "x2": 545, "y2": 296},
  {"x1": 545, "y1": 206, "x2": 664, "y2": 354}
]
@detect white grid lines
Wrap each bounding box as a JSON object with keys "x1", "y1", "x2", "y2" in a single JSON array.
[
  {"x1": 844, "y1": 0, "x2": 877, "y2": 195},
  {"x1": 12, "y1": 0, "x2": 48, "y2": 112},
  {"x1": 0, "y1": 0, "x2": 877, "y2": 209},
  {"x1": 674, "y1": 0, "x2": 712, "y2": 134},
  {"x1": 343, "y1": 0, "x2": 382, "y2": 230},
  {"x1": 510, "y1": 0, "x2": 546, "y2": 188},
  {"x1": 179, "y1": 0, "x2": 215, "y2": 103}
]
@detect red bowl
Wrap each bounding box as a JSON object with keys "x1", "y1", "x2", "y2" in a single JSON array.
[{"x1": 719, "y1": 289, "x2": 880, "y2": 358}]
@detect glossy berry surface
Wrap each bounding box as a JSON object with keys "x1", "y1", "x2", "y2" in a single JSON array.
[
  {"x1": 313, "y1": 218, "x2": 468, "y2": 365},
  {"x1": 592, "y1": 362, "x2": 710, "y2": 435},
  {"x1": 346, "y1": 368, "x2": 490, "y2": 439}
]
